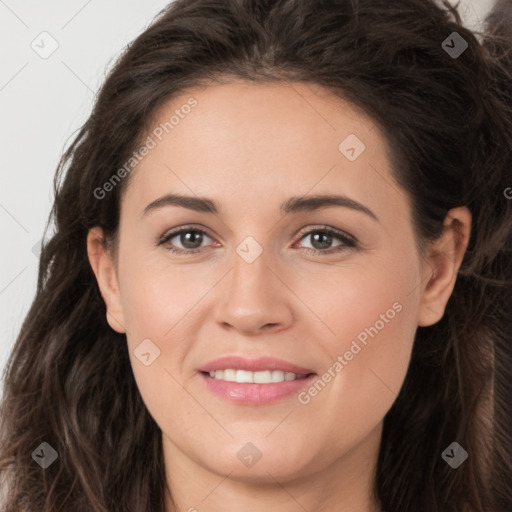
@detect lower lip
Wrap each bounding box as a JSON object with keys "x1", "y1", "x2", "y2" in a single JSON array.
[{"x1": 199, "y1": 372, "x2": 317, "y2": 405}]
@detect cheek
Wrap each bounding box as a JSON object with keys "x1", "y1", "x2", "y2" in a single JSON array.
[
  {"x1": 296, "y1": 292, "x2": 418, "y2": 468},
  {"x1": 309, "y1": 246, "x2": 420, "y2": 399},
  {"x1": 119, "y1": 260, "x2": 196, "y2": 429},
  {"x1": 317, "y1": 250, "x2": 418, "y2": 350},
  {"x1": 322, "y1": 291, "x2": 415, "y2": 400},
  {"x1": 117, "y1": 242, "x2": 215, "y2": 338},
  {"x1": 117, "y1": 249, "x2": 220, "y2": 403},
  {"x1": 340, "y1": 298, "x2": 416, "y2": 395}
]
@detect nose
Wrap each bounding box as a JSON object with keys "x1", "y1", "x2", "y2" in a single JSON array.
[{"x1": 213, "y1": 247, "x2": 294, "y2": 335}]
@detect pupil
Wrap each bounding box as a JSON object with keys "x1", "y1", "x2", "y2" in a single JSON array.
[
  {"x1": 181, "y1": 231, "x2": 202, "y2": 249},
  {"x1": 312, "y1": 232, "x2": 332, "y2": 249}
]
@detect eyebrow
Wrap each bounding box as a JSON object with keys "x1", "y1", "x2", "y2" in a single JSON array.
[{"x1": 142, "y1": 193, "x2": 379, "y2": 222}]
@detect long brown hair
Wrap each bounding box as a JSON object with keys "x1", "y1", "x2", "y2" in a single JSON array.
[{"x1": 1, "y1": 1, "x2": 511, "y2": 510}]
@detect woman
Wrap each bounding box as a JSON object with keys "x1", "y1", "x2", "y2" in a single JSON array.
[{"x1": 1, "y1": 0, "x2": 511, "y2": 511}]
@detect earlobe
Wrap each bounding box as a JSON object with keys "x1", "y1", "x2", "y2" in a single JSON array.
[
  {"x1": 417, "y1": 207, "x2": 471, "y2": 327},
  {"x1": 86, "y1": 227, "x2": 126, "y2": 333}
]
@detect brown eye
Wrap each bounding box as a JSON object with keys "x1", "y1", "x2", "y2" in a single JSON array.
[
  {"x1": 175, "y1": 230, "x2": 204, "y2": 249},
  {"x1": 295, "y1": 227, "x2": 357, "y2": 255},
  {"x1": 158, "y1": 226, "x2": 214, "y2": 254}
]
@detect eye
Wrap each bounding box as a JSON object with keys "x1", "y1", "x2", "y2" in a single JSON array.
[
  {"x1": 294, "y1": 226, "x2": 357, "y2": 255},
  {"x1": 157, "y1": 225, "x2": 215, "y2": 254},
  {"x1": 157, "y1": 224, "x2": 357, "y2": 256}
]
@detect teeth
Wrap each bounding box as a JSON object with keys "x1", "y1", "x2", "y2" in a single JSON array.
[
  {"x1": 207, "y1": 369, "x2": 307, "y2": 383},
  {"x1": 254, "y1": 370, "x2": 272, "y2": 383}
]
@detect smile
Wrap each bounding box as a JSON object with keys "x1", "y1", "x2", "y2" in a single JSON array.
[{"x1": 206, "y1": 369, "x2": 310, "y2": 383}]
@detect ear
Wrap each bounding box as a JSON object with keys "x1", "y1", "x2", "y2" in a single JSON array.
[
  {"x1": 87, "y1": 226, "x2": 126, "y2": 333},
  {"x1": 417, "y1": 207, "x2": 472, "y2": 327}
]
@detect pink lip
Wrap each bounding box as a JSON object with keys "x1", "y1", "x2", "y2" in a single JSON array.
[
  {"x1": 198, "y1": 356, "x2": 316, "y2": 405},
  {"x1": 199, "y1": 356, "x2": 314, "y2": 375}
]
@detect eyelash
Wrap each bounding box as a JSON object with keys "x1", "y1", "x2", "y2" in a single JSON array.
[{"x1": 156, "y1": 224, "x2": 357, "y2": 256}]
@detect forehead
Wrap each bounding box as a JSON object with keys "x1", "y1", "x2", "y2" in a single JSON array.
[
  {"x1": 150, "y1": 80, "x2": 381, "y2": 153},
  {"x1": 122, "y1": 80, "x2": 407, "y2": 223}
]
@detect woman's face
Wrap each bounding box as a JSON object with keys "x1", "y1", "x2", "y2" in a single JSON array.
[{"x1": 88, "y1": 80, "x2": 453, "y2": 485}]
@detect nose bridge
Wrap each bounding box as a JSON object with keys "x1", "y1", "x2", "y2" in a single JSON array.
[
  {"x1": 231, "y1": 244, "x2": 269, "y2": 297},
  {"x1": 214, "y1": 235, "x2": 293, "y2": 332},
  {"x1": 229, "y1": 240, "x2": 277, "y2": 309}
]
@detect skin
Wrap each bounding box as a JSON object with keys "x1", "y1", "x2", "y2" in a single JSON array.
[{"x1": 87, "y1": 80, "x2": 471, "y2": 512}]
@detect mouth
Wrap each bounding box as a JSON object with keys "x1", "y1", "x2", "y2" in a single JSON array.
[
  {"x1": 200, "y1": 369, "x2": 312, "y2": 383},
  {"x1": 197, "y1": 356, "x2": 317, "y2": 405}
]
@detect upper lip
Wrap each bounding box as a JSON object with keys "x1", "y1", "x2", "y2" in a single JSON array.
[{"x1": 199, "y1": 356, "x2": 315, "y2": 375}]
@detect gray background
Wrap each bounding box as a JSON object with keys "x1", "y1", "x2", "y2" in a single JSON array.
[{"x1": 0, "y1": 0, "x2": 497, "y2": 394}]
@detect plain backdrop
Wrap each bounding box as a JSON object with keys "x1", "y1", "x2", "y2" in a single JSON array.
[{"x1": 0, "y1": 0, "x2": 497, "y2": 395}]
